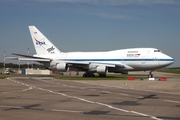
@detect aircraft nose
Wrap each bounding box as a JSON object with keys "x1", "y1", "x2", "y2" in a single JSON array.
[
  {"x1": 169, "y1": 57, "x2": 174, "y2": 64},
  {"x1": 166, "y1": 56, "x2": 174, "y2": 65},
  {"x1": 158, "y1": 53, "x2": 174, "y2": 67}
]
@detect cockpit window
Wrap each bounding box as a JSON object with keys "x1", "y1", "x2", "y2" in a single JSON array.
[{"x1": 154, "y1": 49, "x2": 161, "y2": 52}]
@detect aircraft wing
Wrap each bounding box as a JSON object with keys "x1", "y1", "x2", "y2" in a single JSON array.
[
  {"x1": 63, "y1": 60, "x2": 125, "y2": 68},
  {"x1": 62, "y1": 61, "x2": 126, "y2": 72},
  {"x1": 10, "y1": 53, "x2": 125, "y2": 69}
]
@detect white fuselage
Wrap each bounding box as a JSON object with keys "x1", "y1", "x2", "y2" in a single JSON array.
[{"x1": 35, "y1": 48, "x2": 174, "y2": 72}]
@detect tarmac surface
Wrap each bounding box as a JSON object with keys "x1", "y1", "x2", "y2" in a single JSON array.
[{"x1": 0, "y1": 72, "x2": 180, "y2": 120}]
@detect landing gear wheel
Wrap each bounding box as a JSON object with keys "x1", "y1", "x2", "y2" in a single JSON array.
[
  {"x1": 83, "y1": 73, "x2": 87, "y2": 77},
  {"x1": 99, "y1": 74, "x2": 106, "y2": 77},
  {"x1": 76, "y1": 71, "x2": 79, "y2": 75},
  {"x1": 83, "y1": 72, "x2": 95, "y2": 77},
  {"x1": 89, "y1": 73, "x2": 95, "y2": 77}
]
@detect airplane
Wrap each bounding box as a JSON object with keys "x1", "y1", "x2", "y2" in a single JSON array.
[{"x1": 10, "y1": 26, "x2": 174, "y2": 77}]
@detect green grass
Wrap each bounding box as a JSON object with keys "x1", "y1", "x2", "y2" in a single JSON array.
[
  {"x1": 0, "y1": 74, "x2": 25, "y2": 79},
  {"x1": 64, "y1": 74, "x2": 145, "y2": 80},
  {"x1": 156, "y1": 69, "x2": 180, "y2": 74},
  {"x1": 0, "y1": 73, "x2": 147, "y2": 80},
  {"x1": 0, "y1": 74, "x2": 55, "y2": 79}
]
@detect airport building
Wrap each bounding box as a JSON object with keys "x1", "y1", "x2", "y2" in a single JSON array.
[{"x1": 22, "y1": 69, "x2": 51, "y2": 75}]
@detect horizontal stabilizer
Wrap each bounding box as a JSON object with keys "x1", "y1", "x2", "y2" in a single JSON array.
[
  {"x1": 12, "y1": 53, "x2": 49, "y2": 59},
  {"x1": 6, "y1": 57, "x2": 50, "y2": 62}
]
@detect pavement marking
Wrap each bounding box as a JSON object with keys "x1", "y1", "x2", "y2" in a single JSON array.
[
  {"x1": 143, "y1": 89, "x2": 180, "y2": 95},
  {"x1": 0, "y1": 105, "x2": 82, "y2": 113},
  {"x1": 2, "y1": 86, "x2": 33, "y2": 94},
  {"x1": 151, "y1": 116, "x2": 163, "y2": 120},
  {"x1": 90, "y1": 89, "x2": 97, "y2": 91},
  {"x1": 38, "y1": 88, "x2": 46, "y2": 91},
  {"x1": 0, "y1": 105, "x2": 22, "y2": 109},
  {"x1": 6, "y1": 80, "x2": 133, "y2": 117},
  {"x1": 136, "y1": 96, "x2": 145, "y2": 99},
  {"x1": 52, "y1": 109, "x2": 84, "y2": 113},
  {"x1": 2, "y1": 92, "x2": 8, "y2": 94},
  {"x1": 164, "y1": 100, "x2": 180, "y2": 104},
  {"x1": 130, "y1": 111, "x2": 163, "y2": 120},
  {"x1": 25, "y1": 84, "x2": 30, "y2": 87},
  {"x1": 102, "y1": 91, "x2": 111, "y2": 94},
  {"x1": 111, "y1": 86, "x2": 180, "y2": 95},
  {"x1": 22, "y1": 87, "x2": 32, "y2": 92},
  {"x1": 3, "y1": 78, "x2": 33, "y2": 94},
  {"x1": 7, "y1": 78, "x2": 165, "y2": 120},
  {"x1": 40, "y1": 79, "x2": 131, "y2": 97},
  {"x1": 118, "y1": 93, "x2": 129, "y2": 96},
  {"x1": 78, "y1": 98, "x2": 95, "y2": 104},
  {"x1": 130, "y1": 111, "x2": 149, "y2": 116},
  {"x1": 96, "y1": 102, "x2": 129, "y2": 112},
  {"x1": 73, "y1": 81, "x2": 180, "y2": 95}
]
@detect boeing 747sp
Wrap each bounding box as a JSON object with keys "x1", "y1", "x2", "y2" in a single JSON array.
[{"x1": 11, "y1": 26, "x2": 174, "y2": 77}]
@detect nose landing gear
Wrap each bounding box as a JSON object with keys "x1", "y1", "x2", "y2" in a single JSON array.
[{"x1": 148, "y1": 71, "x2": 154, "y2": 78}]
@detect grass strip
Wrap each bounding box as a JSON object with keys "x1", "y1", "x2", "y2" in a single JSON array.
[
  {"x1": 0, "y1": 74, "x2": 147, "y2": 80},
  {"x1": 156, "y1": 69, "x2": 180, "y2": 74}
]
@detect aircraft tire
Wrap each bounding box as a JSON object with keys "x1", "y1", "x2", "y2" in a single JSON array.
[
  {"x1": 99, "y1": 74, "x2": 106, "y2": 77},
  {"x1": 83, "y1": 73, "x2": 95, "y2": 77},
  {"x1": 83, "y1": 73, "x2": 87, "y2": 77}
]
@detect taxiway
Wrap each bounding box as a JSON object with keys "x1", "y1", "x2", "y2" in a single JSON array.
[{"x1": 0, "y1": 75, "x2": 180, "y2": 120}]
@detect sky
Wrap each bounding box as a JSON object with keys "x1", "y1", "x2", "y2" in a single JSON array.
[{"x1": 0, "y1": 0, "x2": 180, "y2": 67}]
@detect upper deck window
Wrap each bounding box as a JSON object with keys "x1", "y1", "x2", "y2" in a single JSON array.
[{"x1": 154, "y1": 49, "x2": 161, "y2": 52}]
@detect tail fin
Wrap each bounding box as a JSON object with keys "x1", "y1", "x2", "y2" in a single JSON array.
[{"x1": 29, "y1": 26, "x2": 61, "y2": 55}]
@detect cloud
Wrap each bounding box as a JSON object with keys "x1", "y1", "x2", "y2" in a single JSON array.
[
  {"x1": 86, "y1": 12, "x2": 131, "y2": 20},
  {"x1": 36, "y1": 0, "x2": 179, "y2": 6},
  {"x1": 3, "y1": 0, "x2": 179, "y2": 6},
  {"x1": 94, "y1": 13, "x2": 126, "y2": 19},
  {"x1": 5, "y1": 0, "x2": 178, "y2": 20}
]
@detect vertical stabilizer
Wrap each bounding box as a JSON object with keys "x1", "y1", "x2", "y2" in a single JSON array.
[{"x1": 29, "y1": 26, "x2": 61, "y2": 55}]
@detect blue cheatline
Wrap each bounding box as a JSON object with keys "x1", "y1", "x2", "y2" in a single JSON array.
[{"x1": 59, "y1": 58, "x2": 174, "y2": 62}]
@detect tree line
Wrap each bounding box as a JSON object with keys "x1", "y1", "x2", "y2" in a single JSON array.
[{"x1": 0, "y1": 62, "x2": 44, "y2": 69}]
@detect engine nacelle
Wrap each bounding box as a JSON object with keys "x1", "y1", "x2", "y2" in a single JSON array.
[
  {"x1": 56, "y1": 63, "x2": 68, "y2": 72},
  {"x1": 96, "y1": 66, "x2": 107, "y2": 74},
  {"x1": 50, "y1": 61, "x2": 58, "y2": 66}
]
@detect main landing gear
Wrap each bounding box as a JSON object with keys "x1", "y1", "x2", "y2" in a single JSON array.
[
  {"x1": 99, "y1": 74, "x2": 106, "y2": 77},
  {"x1": 83, "y1": 72, "x2": 95, "y2": 77},
  {"x1": 83, "y1": 72, "x2": 107, "y2": 77}
]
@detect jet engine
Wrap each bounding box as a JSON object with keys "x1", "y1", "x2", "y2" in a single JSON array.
[
  {"x1": 96, "y1": 65, "x2": 107, "y2": 74},
  {"x1": 56, "y1": 62, "x2": 68, "y2": 72},
  {"x1": 49, "y1": 61, "x2": 68, "y2": 72}
]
